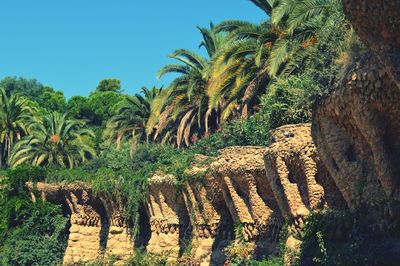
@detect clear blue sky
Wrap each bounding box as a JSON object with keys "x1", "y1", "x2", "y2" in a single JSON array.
[{"x1": 0, "y1": 1, "x2": 266, "y2": 98}]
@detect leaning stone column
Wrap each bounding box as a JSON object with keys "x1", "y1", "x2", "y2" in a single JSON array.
[
  {"x1": 264, "y1": 124, "x2": 345, "y2": 221},
  {"x1": 211, "y1": 147, "x2": 283, "y2": 254},
  {"x1": 145, "y1": 173, "x2": 185, "y2": 262},
  {"x1": 181, "y1": 156, "x2": 230, "y2": 265}
]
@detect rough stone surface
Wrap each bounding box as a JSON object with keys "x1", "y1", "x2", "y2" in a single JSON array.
[
  {"x1": 211, "y1": 146, "x2": 283, "y2": 256},
  {"x1": 62, "y1": 185, "x2": 103, "y2": 264},
  {"x1": 342, "y1": 0, "x2": 400, "y2": 88},
  {"x1": 182, "y1": 159, "x2": 233, "y2": 265},
  {"x1": 145, "y1": 173, "x2": 187, "y2": 262},
  {"x1": 312, "y1": 54, "x2": 400, "y2": 209},
  {"x1": 101, "y1": 199, "x2": 133, "y2": 263},
  {"x1": 265, "y1": 124, "x2": 346, "y2": 222}
]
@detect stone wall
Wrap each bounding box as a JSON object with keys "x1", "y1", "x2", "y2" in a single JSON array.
[
  {"x1": 312, "y1": 53, "x2": 400, "y2": 208},
  {"x1": 32, "y1": 122, "x2": 400, "y2": 265},
  {"x1": 33, "y1": 123, "x2": 347, "y2": 265}
]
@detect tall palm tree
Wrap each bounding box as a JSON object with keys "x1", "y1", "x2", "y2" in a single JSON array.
[
  {"x1": 0, "y1": 88, "x2": 35, "y2": 168},
  {"x1": 153, "y1": 24, "x2": 227, "y2": 147},
  {"x1": 105, "y1": 86, "x2": 162, "y2": 149},
  {"x1": 208, "y1": 0, "x2": 343, "y2": 120},
  {"x1": 209, "y1": 19, "x2": 278, "y2": 120},
  {"x1": 9, "y1": 112, "x2": 95, "y2": 168}
]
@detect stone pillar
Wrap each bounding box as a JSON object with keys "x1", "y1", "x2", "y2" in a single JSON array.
[
  {"x1": 63, "y1": 189, "x2": 102, "y2": 264},
  {"x1": 264, "y1": 124, "x2": 339, "y2": 224},
  {"x1": 211, "y1": 147, "x2": 283, "y2": 255},
  {"x1": 145, "y1": 174, "x2": 183, "y2": 262},
  {"x1": 102, "y1": 200, "x2": 133, "y2": 263},
  {"x1": 181, "y1": 170, "x2": 226, "y2": 266}
]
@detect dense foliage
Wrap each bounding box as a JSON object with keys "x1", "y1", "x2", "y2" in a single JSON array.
[{"x1": 0, "y1": 166, "x2": 68, "y2": 265}]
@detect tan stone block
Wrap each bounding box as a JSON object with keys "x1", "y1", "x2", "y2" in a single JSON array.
[{"x1": 69, "y1": 233, "x2": 80, "y2": 242}]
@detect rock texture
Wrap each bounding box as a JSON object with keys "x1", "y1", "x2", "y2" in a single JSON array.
[
  {"x1": 145, "y1": 174, "x2": 188, "y2": 262},
  {"x1": 313, "y1": 53, "x2": 400, "y2": 208},
  {"x1": 211, "y1": 147, "x2": 283, "y2": 250},
  {"x1": 30, "y1": 183, "x2": 133, "y2": 264},
  {"x1": 63, "y1": 186, "x2": 103, "y2": 264},
  {"x1": 265, "y1": 124, "x2": 346, "y2": 220},
  {"x1": 342, "y1": 0, "x2": 400, "y2": 88},
  {"x1": 101, "y1": 199, "x2": 133, "y2": 263},
  {"x1": 181, "y1": 161, "x2": 232, "y2": 265}
]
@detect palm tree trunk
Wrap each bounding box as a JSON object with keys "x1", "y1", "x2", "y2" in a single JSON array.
[{"x1": 241, "y1": 70, "x2": 270, "y2": 118}]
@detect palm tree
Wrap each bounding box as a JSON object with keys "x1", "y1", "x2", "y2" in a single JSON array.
[
  {"x1": 208, "y1": 0, "x2": 343, "y2": 120},
  {"x1": 0, "y1": 88, "x2": 35, "y2": 168},
  {"x1": 267, "y1": 0, "x2": 344, "y2": 77},
  {"x1": 105, "y1": 86, "x2": 162, "y2": 149},
  {"x1": 209, "y1": 19, "x2": 278, "y2": 120},
  {"x1": 153, "y1": 24, "x2": 227, "y2": 147},
  {"x1": 9, "y1": 112, "x2": 95, "y2": 168}
]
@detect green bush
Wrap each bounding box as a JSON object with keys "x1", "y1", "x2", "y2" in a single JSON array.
[
  {"x1": 126, "y1": 249, "x2": 168, "y2": 266},
  {"x1": 191, "y1": 112, "x2": 270, "y2": 156},
  {"x1": 0, "y1": 166, "x2": 68, "y2": 266},
  {"x1": 260, "y1": 76, "x2": 314, "y2": 129}
]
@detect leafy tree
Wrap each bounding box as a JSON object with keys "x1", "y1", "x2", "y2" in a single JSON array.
[
  {"x1": 96, "y1": 79, "x2": 122, "y2": 93},
  {"x1": 66, "y1": 96, "x2": 93, "y2": 119},
  {"x1": 66, "y1": 96, "x2": 94, "y2": 121},
  {"x1": 9, "y1": 112, "x2": 95, "y2": 168},
  {"x1": 0, "y1": 77, "x2": 44, "y2": 99},
  {"x1": 35, "y1": 87, "x2": 67, "y2": 113},
  {"x1": 0, "y1": 89, "x2": 36, "y2": 168},
  {"x1": 88, "y1": 91, "x2": 126, "y2": 126},
  {"x1": 105, "y1": 87, "x2": 162, "y2": 149}
]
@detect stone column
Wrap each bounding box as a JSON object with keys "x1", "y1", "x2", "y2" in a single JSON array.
[
  {"x1": 102, "y1": 199, "x2": 133, "y2": 263},
  {"x1": 145, "y1": 174, "x2": 183, "y2": 262},
  {"x1": 264, "y1": 124, "x2": 333, "y2": 224},
  {"x1": 63, "y1": 189, "x2": 103, "y2": 264},
  {"x1": 211, "y1": 147, "x2": 283, "y2": 254}
]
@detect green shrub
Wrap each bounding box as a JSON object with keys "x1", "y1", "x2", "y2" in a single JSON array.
[
  {"x1": 126, "y1": 249, "x2": 168, "y2": 266},
  {"x1": 0, "y1": 166, "x2": 68, "y2": 266},
  {"x1": 191, "y1": 112, "x2": 270, "y2": 156}
]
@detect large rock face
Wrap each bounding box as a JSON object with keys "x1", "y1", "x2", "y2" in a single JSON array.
[
  {"x1": 342, "y1": 0, "x2": 400, "y2": 88},
  {"x1": 313, "y1": 54, "x2": 400, "y2": 208}
]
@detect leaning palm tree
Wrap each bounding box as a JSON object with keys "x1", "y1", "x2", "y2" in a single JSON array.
[
  {"x1": 9, "y1": 112, "x2": 95, "y2": 168},
  {"x1": 104, "y1": 86, "x2": 162, "y2": 149},
  {"x1": 0, "y1": 88, "x2": 35, "y2": 168},
  {"x1": 210, "y1": 19, "x2": 278, "y2": 120},
  {"x1": 153, "y1": 24, "x2": 227, "y2": 147},
  {"x1": 267, "y1": 0, "x2": 344, "y2": 77},
  {"x1": 208, "y1": 0, "x2": 343, "y2": 120}
]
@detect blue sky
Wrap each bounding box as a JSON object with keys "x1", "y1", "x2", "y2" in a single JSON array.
[{"x1": 0, "y1": 1, "x2": 266, "y2": 98}]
